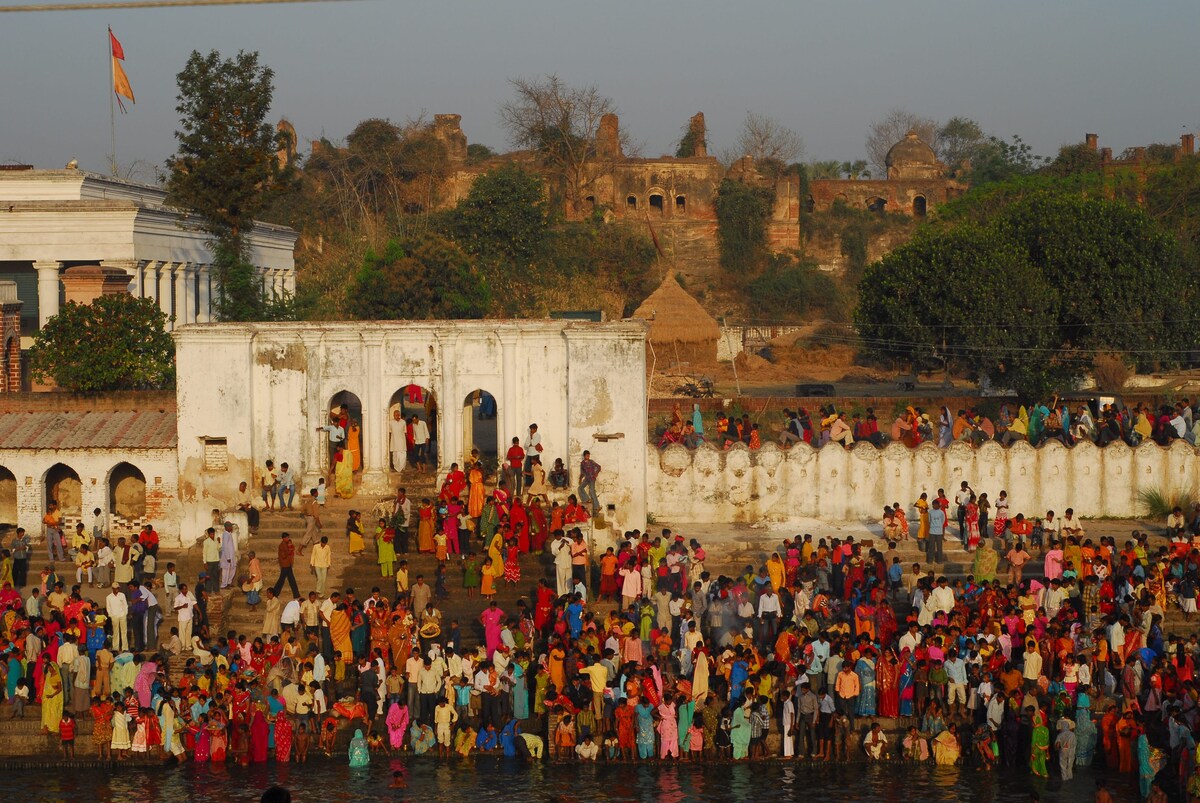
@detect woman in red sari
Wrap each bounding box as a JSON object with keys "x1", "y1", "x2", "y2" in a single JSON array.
[
  {"x1": 249, "y1": 709, "x2": 270, "y2": 762},
  {"x1": 874, "y1": 600, "x2": 898, "y2": 648},
  {"x1": 534, "y1": 580, "x2": 555, "y2": 633},
  {"x1": 877, "y1": 648, "x2": 900, "y2": 717},
  {"x1": 275, "y1": 709, "x2": 294, "y2": 762},
  {"x1": 510, "y1": 500, "x2": 530, "y2": 554}
]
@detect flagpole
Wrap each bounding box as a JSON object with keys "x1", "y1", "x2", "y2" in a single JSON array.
[{"x1": 108, "y1": 26, "x2": 116, "y2": 175}]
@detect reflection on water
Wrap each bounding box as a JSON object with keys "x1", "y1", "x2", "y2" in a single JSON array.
[{"x1": 11, "y1": 759, "x2": 1140, "y2": 802}]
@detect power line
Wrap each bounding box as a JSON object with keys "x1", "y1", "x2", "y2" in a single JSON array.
[{"x1": 0, "y1": 0, "x2": 360, "y2": 11}]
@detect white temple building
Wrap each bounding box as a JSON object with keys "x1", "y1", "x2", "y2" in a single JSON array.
[{"x1": 0, "y1": 166, "x2": 297, "y2": 338}]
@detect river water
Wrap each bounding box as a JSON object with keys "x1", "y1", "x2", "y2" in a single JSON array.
[{"x1": 7, "y1": 758, "x2": 1140, "y2": 802}]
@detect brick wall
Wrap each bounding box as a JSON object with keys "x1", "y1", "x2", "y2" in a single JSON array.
[{"x1": 0, "y1": 390, "x2": 176, "y2": 413}]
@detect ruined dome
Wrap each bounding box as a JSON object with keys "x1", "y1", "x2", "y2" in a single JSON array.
[{"x1": 885, "y1": 130, "x2": 937, "y2": 168}]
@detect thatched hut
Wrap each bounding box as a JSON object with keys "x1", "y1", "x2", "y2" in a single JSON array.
[{"x1": 631, "y1": 273, "x2": 720, "y2": 365}]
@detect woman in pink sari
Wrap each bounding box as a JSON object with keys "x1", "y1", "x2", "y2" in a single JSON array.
[
  {"x1": 480, "y1": 601, "x2": 505, "y2": 659},
  {"x1": 386, "y1": 701, "x2": 409, "y2": 751}
]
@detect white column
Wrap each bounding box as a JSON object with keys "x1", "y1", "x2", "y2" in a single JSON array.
[
  {"x1": 435, "y1": 330, "x2": 458, "y2": 475},
  {"x1": 33, "y1": 260, "x2": 61, "y2": 326},
  {"x1": 360, "y1": 335, "x2": 390, "y2": 494},
  {"x1": 283, "y1": 271, "x2": 296, "y2": 296},
  {"x1": 102, "y1": 259, "x2": 141, "y2": 297},
  {"x1": 500, "y1": 332, "x2": 518, "y2": 448},
  {"x1": 196, "y1": 265, "x2": 212, "y2": 323},
  {"x1": 155, "y1": 262, "x2": 174, "y2": 327},
  {"x1": 174, "y1": 263, "x2": 191, "y2": 326}
]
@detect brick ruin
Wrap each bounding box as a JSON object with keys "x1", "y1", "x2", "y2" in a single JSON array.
[{"x1": 431, "y1": 114, "x2": 965, "y2": 279}]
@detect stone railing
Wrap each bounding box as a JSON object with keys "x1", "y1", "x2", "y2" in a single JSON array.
[{"x1": 647, "y1": 438, "x2": 1199, "y2": 524}]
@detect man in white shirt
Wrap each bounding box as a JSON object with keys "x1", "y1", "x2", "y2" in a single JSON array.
[
  {"x1": 106, "y1": 584, "x2": 129, "y2": 652},
  {"x1": 757, "y1": 587, "x2": 782, "y2": 645},
  {"x1": 553, "y1": 534, "x2": 574, "y2": 596},
  {"x1": 140, "y1": 582, "x2": 161, "y2": 648},
  {"x1": 173, "y1": 583, "x2": 197, "y2": 651},
  {"x1": 898, "y1": 623, "x2": 923, "y2": 654},
  {"x1": 929, "y1": 577, "x2": 956, "y2": 615},
  {"x1": 410, "y1": 416, "x2": 430, "y2": 472},
  {"x1": 317, "y1": 410, "x2": 346, "y2": 471},
  {"x1": 523, "y1": 423, "x2": 543, "y2": 488},
  {"x1": 280, "y1": 593, "x2": 302, "y2": 632}
]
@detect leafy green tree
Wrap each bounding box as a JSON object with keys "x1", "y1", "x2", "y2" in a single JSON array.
[
  {"x1": 1042, "y1": 142, "x2": 1103, "y2": 177},
  {"x1": 1144, "y1": 154, "x2": 1200, "y2": 253},
  {"x1": 447, "y1": 165, "x2": 547, "y2": 266},
  {"x1": 542, "y1": 221, "x2": 658, "y2": 301},
  {"x1": 856, "y1": 225, "x2": 1057, "y2": 396},
  {"x1": 166, "y1": 50, "x2": 288, "y2": 321},
  {"x1": 347, "y1": 234, "x2": 489, "y2": 320},
  {"x1": 935, "y1": 117, "x2": 985, "y2": 173},
  {"x1": 966, "y1": 135, "x2": 1047, "y2": 184},
  {"x1": 807, "y1": 160, "x2": 843, "y2": 180},
  {"x1": 746, "y1": 255, "x2": 838, "y2": 319},
  {"x1": 839, "y1": 160, "x2": 870, "y2": 179},
  {"x1": 855, "y1": 190, "x2": 1196, "y2": 398},
  {"x1": 714, "y1": 179, "x2": 774, "y2": 272},
  {"x1": 29, "y1": 295, "x2": 175, "y2": 392}
]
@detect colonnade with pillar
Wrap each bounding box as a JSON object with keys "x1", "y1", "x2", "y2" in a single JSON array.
[{"x1": 30, "y1": 260, "x2": 296, "y2": 330}]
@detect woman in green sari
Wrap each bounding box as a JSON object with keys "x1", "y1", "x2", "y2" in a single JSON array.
[
  {"x1": 730, "y1": 701, "x2": 752, "y2": 760},
  {"x1": 972, "y1": 540, "x2": 1000, "y2": 583},
  {"x1": 348, "y1": 728, "x2": 370, "y2": 767},
  {"x1": 1029, "y1": 708, "x2": 1050, "y2": 777}
]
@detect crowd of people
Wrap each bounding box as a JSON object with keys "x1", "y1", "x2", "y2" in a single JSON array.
[
  {"x1": 661, "y1": 395, "x2": 1200, "y2": 455},
  {"x1": 5, "y1": 458, "x2": 1200, "y2": 801}
]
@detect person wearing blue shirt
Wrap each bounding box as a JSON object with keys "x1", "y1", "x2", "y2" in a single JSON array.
[
  {"x1": 566, "y1": 597, "x2": 584, "y2": 639},
  {"x1": 927, "y1": 502, "x2": 947, "y2": 564}
]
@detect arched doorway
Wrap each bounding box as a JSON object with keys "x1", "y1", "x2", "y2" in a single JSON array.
[
  {"x1": 866, "y1": 196, "x2": 887, "y2": 213},
  {"x1": 45, "y1": 463, "x2": 81, "y2": 517},
  {"x1": 0, "y1": 466, "x2": 15, "y2": 526},
  {"x1": 913, "y1": 195, "x2": 927, "y2": 217},
  {"x1": 626, "y1": 195, "x2": 638, "y2": 211},
  {"x1": 328, "y1": 390, "x2": 364, "y2": 473},
  {"x1": 388, "y1": 384, "x2": 438, "y2": 472},
  {"x1": 109, "y1": 462, "x2": 147, "y2": 524},
  {"x1": 462, "y1": 389, "x2": 499, "y2": 469},
  {"x1": 649, "y1": 193, "x2": 665, "y2": 215}
]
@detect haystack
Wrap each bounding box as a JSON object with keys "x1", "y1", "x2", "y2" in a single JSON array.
[{"x1": 631, "y1": 273, "x2": 720, "y2": 365}]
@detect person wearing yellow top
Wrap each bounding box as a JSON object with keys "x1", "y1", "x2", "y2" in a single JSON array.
[
  {"x1": 43, "y1": 503, "x2": 66, "y2": 562},
  {"x1": 915, "y1": 494, "x2": 930, "y2": 541}
]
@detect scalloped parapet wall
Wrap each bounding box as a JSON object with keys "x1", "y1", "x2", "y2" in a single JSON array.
[{"x1": 647, "y1": 438, "x2": 1200, "y2": 524}]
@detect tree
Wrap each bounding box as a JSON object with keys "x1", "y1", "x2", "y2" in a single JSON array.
[
  {"x1": 936, "y1": 116, "x2": 986, "y2": 173},
  {"x1": 347, "y1": 234, "x2": 490, "y2": 320},
  {"x1": 855, "y1": 225, "x2": 1059, "y2": 397},
  {"x1": 1042, "y1": 142, "x2": 1102, "y2": 178},
  {"x1": 714, "y1": 179, "x2": 775, "y2": 273},
  {"x1": 854, "y1": 188, "x2": 1197, "y2": 398},
  {"x1": 166, "y1": 50, "x2": 287, "y2": 321},
  {"x1": 446, "y1": 165, "x2": 547, "y2": 267},
  {"x1": 839, "y1": 160, "x2": 870, "y2": 180},
  {"x1": 865, "y1": 108, "x2": 938, "y2": 176},
  {"x1": 734, "y1": 112, "x2": 804, "y2": 165},
  {"x1": 966, "y1": 135, "x2": 1046, "y2": 184},
  {"x1": 29, "y1": 295, "x2": 175, "y2": 392},
  {"x1": 499, "y1": 74, "x2": 626, "y2": 216},
  {"x1": 807, "y1": 160, "x2": 843, "y2": 180}
]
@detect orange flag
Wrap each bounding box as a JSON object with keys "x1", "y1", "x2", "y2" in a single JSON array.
[{"x1": 109, "y1": 28, "x2": 134, "y2": 111}]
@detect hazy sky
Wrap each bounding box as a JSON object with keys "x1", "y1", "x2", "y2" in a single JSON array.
[{"x1": 2, "y1": 0, "x2": 1196, "y2": 176}]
